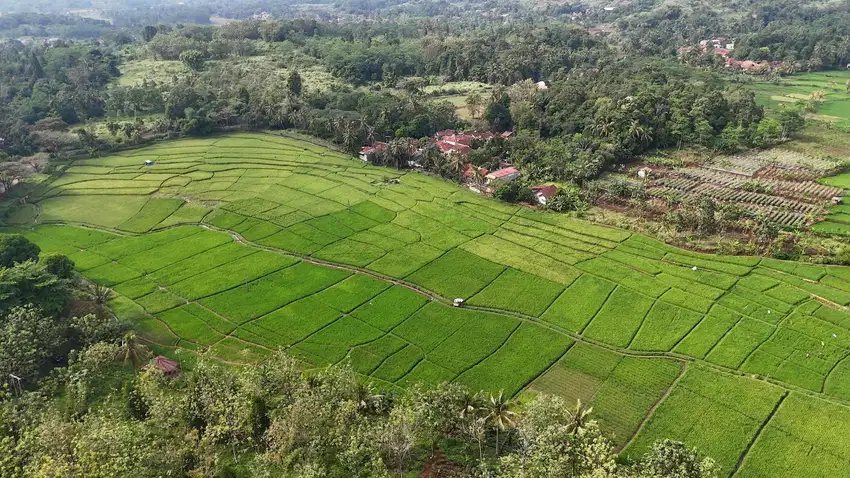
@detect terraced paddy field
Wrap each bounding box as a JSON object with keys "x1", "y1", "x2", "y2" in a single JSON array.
[
  {"x1": 747, "y1": 70, "x2": 850, "y2": 127},
  {"x1": 9, "y1": 132, "x2": 850, "y2": 475}
]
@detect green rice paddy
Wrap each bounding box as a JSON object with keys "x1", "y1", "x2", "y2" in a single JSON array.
[
  {"x1": 9, "y1": 132, "x2": 850, "y2": 476},
  {"x1": 747, "y1": 70, "x2": 850, "y2": 127}
]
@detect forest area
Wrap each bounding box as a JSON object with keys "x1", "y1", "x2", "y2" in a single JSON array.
[{"x1": 5, "y1": 0, "x2": 850, "y2": 476}]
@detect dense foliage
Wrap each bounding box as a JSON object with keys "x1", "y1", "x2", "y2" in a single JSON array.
[{"x1": 0, "y1": 348, "x2": 716, "y2": 477}]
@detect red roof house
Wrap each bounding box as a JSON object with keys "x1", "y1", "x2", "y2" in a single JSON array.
[
  {"x1": 485, "y1": 167, "x2": 520, "y2": 183},
  {"x1": 147, "y1": 356, "x2": 181, "y2": 377},
  {"x1": 359, "y1": 142, "x2": 388, "y2": 161},
  {"x1": 532, "y1": 184, "x2": 559, "y2": 205}
]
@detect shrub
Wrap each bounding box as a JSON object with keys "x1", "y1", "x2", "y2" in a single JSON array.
[
  {"x1": 546, "y1": 187, "x2": 586, "y2": 212},
  {"x1": 43, "y1": 253, "x2": 75, "y2": 279},
  {"x1": 0, "y1": 234, "x2": 40, "y2": 268},
  {"x1": 492, "y1": 180, "x2": 533, "y2": 203}
]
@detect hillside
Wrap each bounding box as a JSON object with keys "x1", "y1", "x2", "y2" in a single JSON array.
[{"x1": 7, "y1": 132, "x2": 850, "y2": 476}]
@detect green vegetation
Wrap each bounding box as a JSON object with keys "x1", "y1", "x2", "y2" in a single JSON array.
[{"x1": 9, "y1": 132, "x2": 850, "y2": 477}]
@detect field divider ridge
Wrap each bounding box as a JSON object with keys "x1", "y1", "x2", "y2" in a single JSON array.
[
  {"x1": 731, "y1": 390, "x2": 789, "y2": 476},
  {"x1": 616, "y1": 360, "x2": 688, "y2": 453}
]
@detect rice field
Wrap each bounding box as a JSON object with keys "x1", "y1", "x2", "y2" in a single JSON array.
[
  {"x1": 9, "y1": 132, "x2": 850, "y2": 476},
  {"x1": 747, "y1": 70, "x2": 850, "y2": 128}
]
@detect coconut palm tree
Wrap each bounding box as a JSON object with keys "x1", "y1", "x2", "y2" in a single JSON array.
[
  {"x1": 593, "y1": 117, "x2": 616, "y2": 138},
  {"x1": 567, "y1": 399, "x2": 593, "y2": 434},
  {"x1": 628, "y1": 119, "x2": 653, "y2": 146},
  {"x1": 465, "y1": 92, "x2": 484, "y2": 119},
  {"x1": 484, "y1": 391, "x2": 517, "y2": 456},
  {"x1": 90, "y1": 283, "x2": 113, "y2": 305},
  {"x1": 114, "y1": 333, "x2": 152, "y2": 370}
]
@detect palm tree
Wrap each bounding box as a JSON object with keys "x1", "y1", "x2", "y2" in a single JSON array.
[
  {"x1": 341, "y1": 121, "x2": 361, "y2": 155},
  {"x1": 287, "y1": 108, "x2": 305, "y2": 129},
  {"x1": 593, "y1": 117, "x2": 616, "y2": 138},
  {"x1": 447, "y1": 152, "x2": 465, "y2": 178},
  {"x1": 361, "y1": 116, "x2": 376, "y2": 145},
  {"x1": 484, "y1": 391, "x2": 517, "y2": 456},
  {"x1": 465, "y1": 92, "x2": 483, "y2": 119},
  {"x1": 628, "y1": 119, "x2": 652, "y2": 146},
  {"x1": 114, "y1": 333, "x2": 152, "y2": 370},
  {"x1": 354, "y1": 381, "x2": 384, "y2": 413},
  {"x1": 388, "y1": 139, "x2": 409, "y2": 169},
  {"x1": 90, "y1": 283, "x2": 113, "y2": 305},
  {"x1": 458, "y1": 390, "x2": 481, "y2": 421},
  {"x1": 567, "y1": 399, "x2": 593, "y2": 434}
]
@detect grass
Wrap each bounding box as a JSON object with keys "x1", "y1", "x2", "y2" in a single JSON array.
[
  {"x1": 371, "y1": 345, "x2": 424, "y2": 382},
  {"x1": 157, "y1": 308, "x2": 224, "y2": 346},
  {"x1": 529, "y1": 343, "x2": 682, "y2": 446},
  {"x1": 252, "y1": 296, "x2": 343, "y2": 345},
  {"x1": 427, "y1": 312, "x2": 519, "y2": 373},
  {"x1": 147, "y1": 242, "x2": 256, "y2": 285},
  {"x1": 207, "y1": 337, "x2": 270, "y2": 364},
  {"x1": 169, "y1": 251, "x2": 297, "y2": 300},
  {"x1": 735, "y1": 392, "x2": 850, "y2": 478},
  {"x1": 311, "y1": 273, "x2": 389, "y2": 313},
  {"x1": 349, "y1": 334, "x2": 407, "y2": 374},
  {"x1": 397, "y1": 360, "x2": 456, "y2": 388},
  {"x1": 674, "y1": 306, "x2": 741, "y2": 359},
  {"x1": 392, "y1": 302, "x2": 472, "y2": 352},
  {"x1": 630, "y1": 301, "x2": 704, "y2": 352},
  {"x1": 705, "y1": 318, "x2": 775, "y2": 369},
  {"x1": 116, "y1": 229, "x2": 232, "y2": 273},
  {"x1": 351, "y1": 286, "x2": 429, "y2": 332},
  {"x1": 199, "y1": 262, "x2": 349, "y2": 323},
  {"x1": 39, "y1": 195, "x2": 149, "y2": 228}
]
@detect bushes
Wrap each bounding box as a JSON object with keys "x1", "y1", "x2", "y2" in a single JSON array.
[
  {"x1": 492, "y1": 179, "x2": 533, "y2": 204},
  {"x1": 0, "y1": 234, "x2": 40, "y2": 268}
]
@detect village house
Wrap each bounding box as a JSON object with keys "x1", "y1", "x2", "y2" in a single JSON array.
[
  {"x1": 359, "y1": 141, "x2": 388, "y2": 161},
  {"x1": 531, "y1": 184, "x2": 559, "y2": 205},
  {"x1": 680, "y1": 39, "x2": 774, "y2": 72},
  {"x1": 432, "y1": 130, "x2": 509, "y2": 159},
  {"x1": 144, "y1": 356, "x2": 181, "y2": 377},
  {"x1": 485, "y1": 166, "x2": 520, "y2": 184}
]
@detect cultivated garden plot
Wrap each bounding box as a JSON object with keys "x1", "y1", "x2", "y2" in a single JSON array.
[
  {"x1": 648, "y1": 145, "x2": 847, "y2": 228},
  {"x1": 11, "y1": 132, "x2": 850, "y2": 476}
]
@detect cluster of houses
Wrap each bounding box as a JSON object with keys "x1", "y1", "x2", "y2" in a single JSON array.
[
  {"x1": 359, "y1": 129, "x2": 558, "y2": 206},
  {"x1": 358, "y1": 129, "x2": 513, "y2": 164},
  {"x1": 678, "y1": 38, "x2": 773, "y2": 72}
]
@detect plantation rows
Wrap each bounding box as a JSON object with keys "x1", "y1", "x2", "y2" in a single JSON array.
[
  {"x1": 691, "y1": 183, "x2": 819, "y2": 214},
  {"x1": 672, "y1": 167, "x2": 841, "y2": 201},
  {"x1": 707, "y1": 148, "x2": 843, "y2": 176},
  {"x1": 11, "y1": 133, "x2": 850, "y2": 476},
  {"x1": 650, "y1": 182, "x2": 809, "y2": 226},
  {"x1": 755, "y1": 165, "x2": 822, "y2": 182}
]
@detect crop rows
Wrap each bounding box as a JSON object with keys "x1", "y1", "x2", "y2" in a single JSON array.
[
  {"x1": 690, "y1": 183, "x2": 819, "y2": 213},
  {"x1": 673, "y1": 167, "x2": 841, "y2": 201},
  {"x1": 13, "y1": 133, "x2": 850, "y2": 478},
  {"x1": 707, "y1": 148, "x2": 841, "y2": 175}
]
